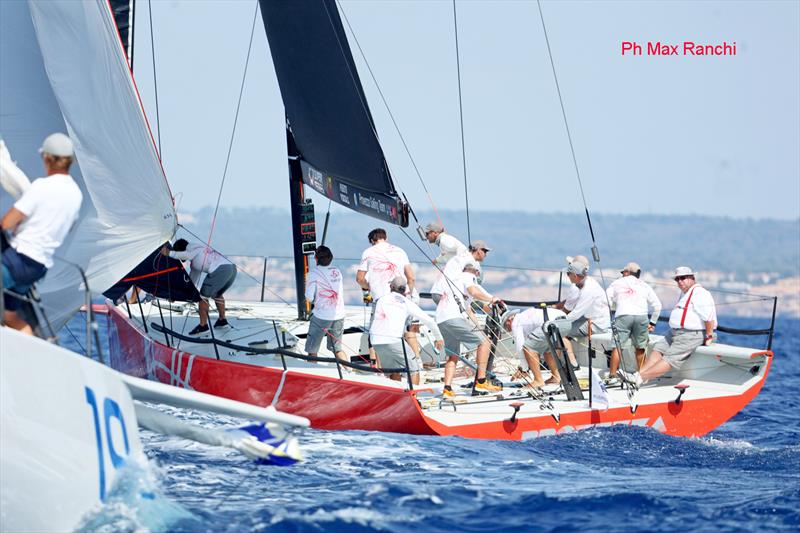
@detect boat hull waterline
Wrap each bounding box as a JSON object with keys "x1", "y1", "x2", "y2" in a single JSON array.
[{"x1": 107, "y1": 304, "x2": 772, "y2": 440}]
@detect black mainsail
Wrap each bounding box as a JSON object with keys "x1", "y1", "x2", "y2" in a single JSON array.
[{"x1": 259, "y1": 0, "x2": 409, "y2": 227}]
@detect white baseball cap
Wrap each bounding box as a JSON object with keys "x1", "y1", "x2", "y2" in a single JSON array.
[
  {"x1": 565, "y1": 255, "x2": 589, "y2": 276},
  {"x1": 38, "y1": 133, "x2": 74, "y2": 157}
]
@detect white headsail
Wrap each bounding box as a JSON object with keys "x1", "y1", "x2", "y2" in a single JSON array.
[{"x1": 0, "y1": 0, "x2": 175, "y2": 328}]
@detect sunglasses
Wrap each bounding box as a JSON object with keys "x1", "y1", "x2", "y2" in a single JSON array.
[
  {"x1": 674, "y1": 275, "x2": 692, "y2": 282},
  {"x1": 480, "y1": 248, "x2": 490, "y2": 253}
]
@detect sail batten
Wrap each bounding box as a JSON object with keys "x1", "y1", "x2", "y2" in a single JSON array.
[{"x1": 259, "y1": 0, "x2": 408, "y2": 227}]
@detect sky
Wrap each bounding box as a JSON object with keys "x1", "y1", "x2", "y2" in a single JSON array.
[{"x1": 132, "y1": 0, "x2": 800, "y2": 221}]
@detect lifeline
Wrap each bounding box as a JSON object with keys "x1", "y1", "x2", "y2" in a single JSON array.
[{"x1": 682, "y1": 41, "x2": 736, "y2": 56}]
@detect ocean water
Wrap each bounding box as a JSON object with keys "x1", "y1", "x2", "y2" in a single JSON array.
[{"x1": 61, "y1": 315, "x2": 800, "y2": 532}]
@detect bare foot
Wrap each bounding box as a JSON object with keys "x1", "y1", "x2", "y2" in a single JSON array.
[
  {"x1": 528, "y1": 380, "x2": 545, "y2": 388},
  {"x1": 545, "y1": 376, "x2": 560, "y2": 385}
]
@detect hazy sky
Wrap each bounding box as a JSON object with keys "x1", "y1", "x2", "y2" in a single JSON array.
[{"x1": 132, "y1": 0, "x2": 799, "y2": 221}]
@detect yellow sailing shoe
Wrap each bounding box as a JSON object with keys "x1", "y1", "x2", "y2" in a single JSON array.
[
  {"x1": 475, "y1": 380, "x2": 502, "y2": 392},
  {"x1": 442, "y1": 388, "x2": 456, "y2": 398}
]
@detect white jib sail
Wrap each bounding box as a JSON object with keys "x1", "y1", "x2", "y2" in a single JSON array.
[{"x1": 6, "y1": 0, "x2": 176, "y2": 328}]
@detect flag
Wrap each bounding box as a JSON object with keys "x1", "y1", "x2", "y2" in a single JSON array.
[{"x1": 590, "y1": 368, "x2": 609, "y2": 411}]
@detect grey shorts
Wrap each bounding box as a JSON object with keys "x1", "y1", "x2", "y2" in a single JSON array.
[
  {"x1": 525, "y1": 317, "x2": 608, "y2": 354},
  {"x1": 200, "y1": 264, "x2": 237, "y2": 298},
  {"x1": 305, "y1": 314, "x2": 344, "y2": 354},
  {"x1": 653, "y1": 329, "x2": 704, "y2": 369},
  {"x1": 438, "y1": 317, "x2": 486, "y2": 359},
  {"x1": 374, "y1": 342, "x2": 420, "y2": 372},
  {"x1": 614, "y1": 314, "x2": 650, "y2": 349}
]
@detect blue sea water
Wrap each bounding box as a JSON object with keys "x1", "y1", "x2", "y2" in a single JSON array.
[{"x1": 61, "y1": 316, "x2": 800, "y2": 532}]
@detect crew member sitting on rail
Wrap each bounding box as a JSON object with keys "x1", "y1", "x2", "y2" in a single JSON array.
[
  {"x1": 423, "y1": 221, "x2": 467, "y2": 266},
  {"x1": 605, "y1": 261, "x2": 662, "y2": 385},
  {"x1": 370, "y1": 276, "x2": 443, "y2": 384},
  {"x1": 304, "y1": 246, "x2": 347, "y2": 363},
  {"x1": 429, "y1": 239, "x2": 490, "y2": 305},
  {"x1": 545, "y1": 255, "x2": 611, "y2": 382},
  {"x1": 620, "y1": 266, "x2": 716, "y2": 387},
  {"x1": 502, "y1": 306, "x2": 567, "y2": 389},
  {"x1": 161, "y1": 238, "x2": 237, "y2": 335},
  {"x1": 437, "y1": 260, "x2": 503, "y2": 397},
  {"x1": 1, "y1": 134, "x2": 83, "y2": 334}
]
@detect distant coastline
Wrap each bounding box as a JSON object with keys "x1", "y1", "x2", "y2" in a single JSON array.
[{"x1": 177, "y1": 207, "x2": 800, "y2": 318}]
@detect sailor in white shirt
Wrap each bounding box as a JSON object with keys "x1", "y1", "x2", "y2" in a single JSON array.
[
  {"x1": 621, "y1": 266, "x2": 717, "y2": 387},
  {"x1": 605, "y1": 262, "x2": 663, "y2": 381},
  {"x1": 304, "y1": 246, "x2": 347, "y2": 362},
  {"x1": 356, "y1": 228, "x2": 415, "y2": 362},
  {"x1": 502, "y1": 307, "x2": 566, "y2": 388},
  {"x1": 548, "y1": 256, "x2": 612, "y2": 375},
  {"x1": 423, "y1": 221, "x2": 467, "y2": 266},
  {"x1": 1, "y1": 133, "x2": 83, "y2": 334},
  {"x1": 162, "y1": 238, "x2": 237, "y2": 335},
  {"x1": 429, "y1": 239, "x2": 491, "y2": 305},
  {"x1": 356, "y1": 227, "x2": 414, "y2": 306},
  {"x1": 370, "y1": 276, "x2": 443, "y2": 384},
  {"x1": 436, "y1": 260, "x2": 503, "y2": 397}
]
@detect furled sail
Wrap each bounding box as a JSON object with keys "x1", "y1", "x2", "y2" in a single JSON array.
[
  {"x1": 0, "y1": 0, "x2": 175, "y2": 328},
  {"x1": 259, "y1": 0, "x2": 409, "y2": 227}
]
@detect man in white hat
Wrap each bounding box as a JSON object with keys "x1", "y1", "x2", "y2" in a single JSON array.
[
  {"x1": 604, "y1": 262, "x2": 662, "y2": 385},
  {"x1": 423, "y1": 221, "x2": 467, "y2": 266},
  {"x1": 544, "y1": 255, "x2": 611, "y2": 380},
  {"x1": 436, "y1": 259, "x2": 503, "y2": 397},
  {"x1": 429, "y1": 239, "x2": 491, "y2": 305},
  {"x1": 1, "y1": 133, "x2": 83, "y2": 333},
  {"x1": 501, "y1": 306, "x2": 566, "y2": 389},
  {"x1": 370, "y1": 276, "x2": 443, "y2": 384},
  {"x1": 619, "y1": 266, "x2": 716, "y2": 387}
]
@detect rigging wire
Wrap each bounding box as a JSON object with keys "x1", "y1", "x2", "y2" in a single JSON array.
[
  {"x1": 204, "y1": 1, "x2": 260, "y2": 253},
  {"x1": 535, "y1": 0, "x2": 633, "y2": 386},
  {"x1": 452, "y1": 0, "x2": 471, "y2": 244},
  {"x1": 147, "y1": 0, "x2": 161, "y2": 157},
  {"x1": 336, "y1": 0, "x2": 444, "y2": 226}
]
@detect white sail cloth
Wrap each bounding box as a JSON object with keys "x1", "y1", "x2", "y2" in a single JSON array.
[{"x1": 1, "y1": 1, "x2": 175, "y2": 328}]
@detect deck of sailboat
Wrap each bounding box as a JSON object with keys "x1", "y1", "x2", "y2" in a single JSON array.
[{"x1": 110, "y1": 297, "x2": 771, "y2": 436}]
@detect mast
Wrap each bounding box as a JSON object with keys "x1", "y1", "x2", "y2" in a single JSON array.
[{"x1": 287, "y1": 126, "x2": 308, "y2": 320}]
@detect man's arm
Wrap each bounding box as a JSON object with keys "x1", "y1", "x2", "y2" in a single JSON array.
[
  {"x1": 466, "y1": 284, "x2": 498, "y2": 304},
  {"x1": 356, "y1": 270, "x2": 369, "y2": 291},
  {"x1": 1, "y1": 207, "x2": 26, "y2": 233},
  {"x1": 646, "y1": 284, "x2": 662, "y2": 327},
  {"x1": 403, "y1": 264, "x2": 415, "y2": 293}
]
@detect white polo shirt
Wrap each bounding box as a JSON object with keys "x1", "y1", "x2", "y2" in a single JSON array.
[
  {"x1": 358, "y1": 241, "x2": 410, "y2": 301},
  {"x1": 430, "y1": 249, "x2": 473, "y2": 296},
  {"x1": 305, "y1": 265, "x2": 345, "y2": 321},
  {"x1": 511, "y1": 307, "x2": 566, "y2": 359},
  {"x1": 370, "y1": 292, "x2": 442, "y2": 345},
  {"x1": 433, "y1": 232, "x2": 467, "y2": 265},
  {"x1": 563, "y1": 276, "x2": 611, "y2": 331},
  {"x1": 169, "y1": 243, "x2": 232, "y2": 287},
  {"x1": 11, "y1": 174, "x2": 83, "y2": 268},
  {"x1": 606, "y1": 276, "x2": 662, "y2": 323},
  {"x1": 435, "y1": 271, "x2": 478, "y2": 324},
  {"x1": 668, "y1": 284, "x2": 716, "y2": 330}
]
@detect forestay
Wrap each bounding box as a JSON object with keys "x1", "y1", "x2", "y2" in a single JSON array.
[{"x1": 0, "y1": 0, "x2": 175, "y2": 328}]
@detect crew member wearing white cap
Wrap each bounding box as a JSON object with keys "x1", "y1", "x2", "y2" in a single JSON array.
[
  {"x1": 502, "y1": 306, "x2": 566, "y2": 389},
  {"x1": 429, "y1": 239, "x2": 491, "y2": 305},
  {"x1": 1, "y1": 133, "x2": 83, "y2": 334},
  {"x1": 423, "y1": 221, "x2": 467, "y2": 266},
  {"x1": 605, "y1": 262, "x2": 662, "y2": 384},
  {"x1": 620, "y1": 266, "x2": 716, "y2": 387},
  {"x1": 370, "y1": 276, "x2": 443, "y2": 384},
  {"x1": 437, "y1": 259, "x2": 503, "y2": 397},
  {"x1": 544, "y1": 255, "x2": 611, "y2": 380}
]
